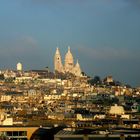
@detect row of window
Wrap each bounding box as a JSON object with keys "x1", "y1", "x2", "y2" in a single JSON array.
[{"x1": 0, "y1": 131, "x2": 27, "y2": 137}]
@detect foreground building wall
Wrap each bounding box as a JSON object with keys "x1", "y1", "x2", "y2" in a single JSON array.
[{"x1": 0, "y1": 127, "x2": 38, "y2": 140}]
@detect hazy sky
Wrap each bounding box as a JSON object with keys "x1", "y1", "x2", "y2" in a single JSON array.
[{"x1": 0, "y1": 0, "x2": 140, "y2": 87}]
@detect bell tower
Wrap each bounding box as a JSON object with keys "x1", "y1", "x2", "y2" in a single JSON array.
[{"x1": 54, "y1": 47, "x2": 63, "y2": 73}]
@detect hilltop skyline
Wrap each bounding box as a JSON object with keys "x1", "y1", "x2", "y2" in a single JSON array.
[{"x1": 0, "y1": 0, "x2": 140, "y2": 86}]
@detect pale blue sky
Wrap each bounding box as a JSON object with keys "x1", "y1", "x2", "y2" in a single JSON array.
[{"x1": 0, "y1": 0, "x2": 140, "y2": 86}]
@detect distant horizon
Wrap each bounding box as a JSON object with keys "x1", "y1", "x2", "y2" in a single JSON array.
[{"x1": 0, "y1": 53, "x2": 138, "y2": 88}]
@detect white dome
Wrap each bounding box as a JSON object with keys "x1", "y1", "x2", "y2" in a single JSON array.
[
  {"x1": 73, "y1": 60, "x2": 81, "y2": 76},
  {"x1": 17, "y1": 62, "x2": 22, "y2": 71},
  {"x1": 65, "y1": 46, "x2": 74, "y2": 64},
  {"x1": 64, "y1": 46, "x2": 74, "y2": 72}
]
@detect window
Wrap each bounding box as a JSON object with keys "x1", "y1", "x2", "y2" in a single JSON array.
[
  {"x1": 19, "y1": 131, "x2": 27, "y2": 136},
  {"x1": 6, "y1": 131, "x2": 12, "y2": 136},
  {"x1": 13, "y1": 131, "x2": 18, "y2": 136}
]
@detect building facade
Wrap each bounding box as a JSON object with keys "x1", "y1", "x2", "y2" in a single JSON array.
[
  {"x1": 17, "y1": 62, "x2": 23, "y2": 71},
  {"x1": 54, "y1": 47, "x2": 82, "y2": 77}
]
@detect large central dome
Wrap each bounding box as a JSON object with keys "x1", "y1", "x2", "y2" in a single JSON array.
[
  {"x1": 65, "y1": 47, "x2": 73, "y2": 63},
  {"x1": 65, "y1": 46, "x2": 74, "y2": 72}
]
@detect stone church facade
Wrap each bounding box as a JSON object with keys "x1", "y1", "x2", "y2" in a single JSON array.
[{"x1": 54, "y1": 47, "x2": 82, "y2": 77}]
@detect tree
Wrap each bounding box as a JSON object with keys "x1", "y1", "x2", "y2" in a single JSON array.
[
  {"x1": 88, "y1": 76, "x2": 101, "y2": 85},
  {"x1": 0, "y1": 74, "x2": 4, "y2": 80}
]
